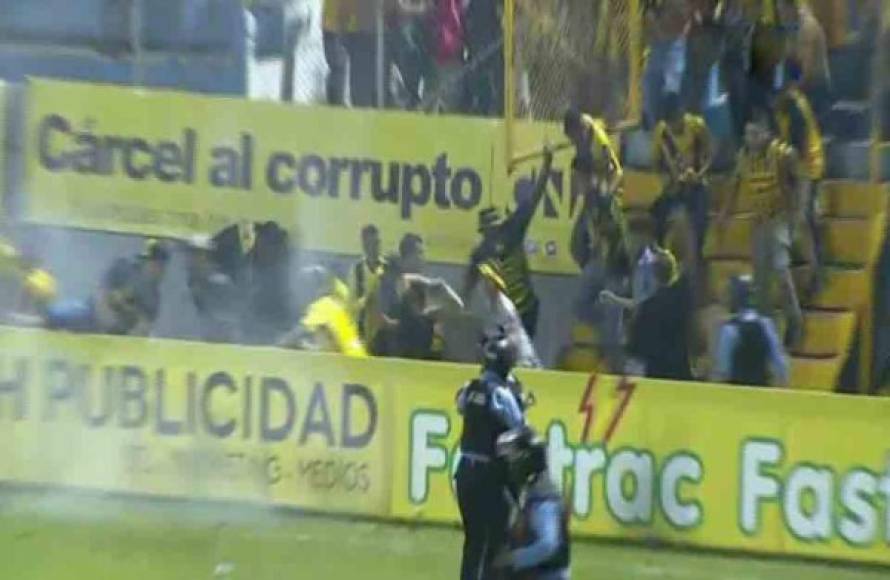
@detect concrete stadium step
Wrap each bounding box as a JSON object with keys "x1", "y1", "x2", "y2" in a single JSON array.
[
  {"x1": 826, "y1": 140, "x2": 890, "y2": 180},
  {"x1": 707, "y1": 259, "x2": 868, "y2": 311},
  {"x1": 793, "y1": 310, "x2": 857, "y2": 358},
  {"x1": 623, "y1": 171, "x2": 661, "y2": 209},
  {"x1": 825, "y1": 100, "x2": 872, "y2": 141},
  {"x1": 790, "y1": 355, "x2": 844, "y2": 392},
  {"x1": 823, "y1": 216, "x2": 886, "y2": 265},
  {"x1": 802, "y1": 266, "x2": 870, "y2": 310},
  {"x1": 704, "y1": 215, "x2": 883, "y2": 265},
  {"x1": 821, "y1": 180, "x2": 889, "y2": 218}
]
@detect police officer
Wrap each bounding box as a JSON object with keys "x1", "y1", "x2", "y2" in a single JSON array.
[
  {"x1": 494, "y1": 427, "x2": 571, "y2": 580},
  {"x1": 456, "y1": 329, "x2": 526, "y2": 580},
  {"x1": 713, "y1": 275, "x2": 789, "y2": 386}
]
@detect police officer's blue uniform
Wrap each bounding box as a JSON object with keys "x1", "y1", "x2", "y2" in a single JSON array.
[
  {"x1": 456, "y1": 335, "x2": 525, "y2": 580},
  {"x1": 496, "y1": 428, "x2": 571, "y2": 580}
]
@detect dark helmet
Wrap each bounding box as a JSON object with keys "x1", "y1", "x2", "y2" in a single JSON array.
[
  {"x1": 481, "y1": 326, "x2": 518, "y2": 379},
  {"x1": 496, "y1": 426, "x2": 548, "y2": 487},
  {"x1": 729, "y1": 274, "x2": 754, "y2": 313}
]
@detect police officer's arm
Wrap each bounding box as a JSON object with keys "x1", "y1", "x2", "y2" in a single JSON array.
[
  {"x1": 761, "y1": 318, "x2": 790, "y2": 386},
  {"x1": 712, "y1": 322, "x2": 740, "y2": 382},
  {"x1": 456, "y1": 382, "x2": 470, "y2": 415},
  {"x1": 491, "y1": 385, "x2": 525, "y2": 428},
  {"x1": 507, "y1": 500, "x2": 562, "y2": 571}
]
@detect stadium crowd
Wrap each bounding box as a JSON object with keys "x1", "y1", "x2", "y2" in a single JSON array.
[{"x1": 1, "y1": 0, "x2": 888, "y2": 390}]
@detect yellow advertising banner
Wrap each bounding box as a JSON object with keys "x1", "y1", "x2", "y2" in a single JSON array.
[
  {"x1": 2, "y1": 327, "x2": 889, "y2": 565},
  {"x1": 23, "y1": 79, "x2": 585, "y2": 274},
  {"x1": 394, "y1": 372, "x2": 890, "y2": 566},
  {"x1": 0, "y1": 327, "x2": 390, "y2": 516}
]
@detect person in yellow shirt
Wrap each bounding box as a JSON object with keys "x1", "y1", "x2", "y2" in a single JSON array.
[
  {"x1": 775, "y1": 62, "x2": 824, "y2": 297},
  {"x1": 718, "y1": 109, "x2": 803, "y2": 347},
  {"x1": 279, "y1": 266, "x2": 367, "y2": 357},
  {"x1": 651, "y1": 94, "x2": 713, "y2": 258},
  {"x1": 0, "y1": 238, "x2": 58, "y2": 324},
  {"x1": 564, "y1": 110, "x2": 624, "y2": 203}
]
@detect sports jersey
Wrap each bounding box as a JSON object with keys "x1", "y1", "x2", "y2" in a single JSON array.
[
  {"x1": 350, "y1": 257, "x2": 386, "y2": 341},
  {"x1": 736, "y1": 139, "x2": 796, "y2": 219},
  {"x1": 301, "y1": 294, "x2": 367, "y2": 357},
  {"x1": 572, "y1": 115, "x2": 624, "y2": 192},
  {"x1": 652, "y1": 114, "x2": 711, "y2": 179},
  {"x1": 775, "y1": 87, "x2": 824, "y2": 180}
]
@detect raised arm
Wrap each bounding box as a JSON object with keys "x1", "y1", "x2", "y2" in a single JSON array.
[
  {"x1": 505, "y1": 147, "x2": 554, "y2": 240},
  {"x1": 570, "y1": 191, "x2": 592, "y2": 269}
]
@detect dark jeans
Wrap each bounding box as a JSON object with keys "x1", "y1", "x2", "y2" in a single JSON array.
[
  {"x1": 324, "y1": 32, "x2": 380, "y2": 108},
  {"x1": 392, "y1": 18, "x2": 433, "y2": 109},
  {"x1": 651, "y1": 182, "x2": 710, "y2": 257},
  {"x1": 456, "y1": 457, "x2": 510, "y2": 580}
]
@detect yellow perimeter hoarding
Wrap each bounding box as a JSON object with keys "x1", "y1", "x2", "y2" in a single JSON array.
[
  {"x1": 1, "y1": 327, "x2": 889, "y2": 565},
  {"x1": 23, "y1": 79, "x2": 583, "y2": 273}
]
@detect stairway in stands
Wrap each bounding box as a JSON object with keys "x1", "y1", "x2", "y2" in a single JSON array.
[{"x1": 622, "y1": 172, "x2": 887, "y2": 392}]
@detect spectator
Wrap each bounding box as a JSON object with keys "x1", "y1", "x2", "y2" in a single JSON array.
[
  {"x1": 567, "y1": 114, "x2": 631, "y2": 372},
  {"x1": 463, "y1": 148, "x2": 552, "y2": 339},
  {"x1": 651, "y1": 93, "x2": 712, "y2": 257},
  {"x1": 185, "y1": 235, "x2": 238, "y2": 343},
  {"x1": 476, "y1": 263, "x2": 541, "y2": 368},
  {"x1": 350, "y1": 224, "x2": 387, "y2": 345},
  {"x1": 716, "y1": 0, "x2": 755, "y2": 138},
  {"x1": 563, "y1": 111, "x2": 624, "y2": 204},
  {"x1": 780, "y1": 0, "x2": 832, "y2": 119},
  {"x1": 399, "y1": 232, "x2": 426, "y2": 274},
  {"x1": 375, "y1": 271, "x2": 464, "y2": 360},
  {"x1": 48, "y1": 239, "x2": 170, "y2": 336},
  {"x1": 626, "y1": 247, "x2": 694, "y2": 381},
  {"x1": 0, "y1": 238, "x2": 58, "y2": 326},
  {"x1": 392, "y1": 0, "x2": 435, "y2": 109},
  {"x1": 683, "y1": 0, "x2": 722, "y2": 114},
  {"x1": 462, "y1": 0, "x2": 504, "y2": 116},
  {"x1": 323, "y1": 0, "x2": 396, "y2": 107},
  {"x1": 212, "y1": 220, "x2": 294, "y2": 344},
  {"x1": 421, "y1": 0, "x2": 466, "y2": 112},
  {"x1": 713, "y1": 274, "x2": 789, "y2": 386},
  {"x1": 718, "y1": 110, "x2": 803, "y2": 347},
  {"x1": 642, "y1": 0, "x2": 690, "y2": 128},
  {"x1": 598, "y1": 214, "x2": 663, "y2": 312},
  {"x1": 774, "y1": 62, "x2": 824, "y2": 298},
  {"x1": 747, "y1": 0, "x2": 794, "y2": 115},
  {"x1": 278, "y1": 266, "x2": 367, "y2": 356}
]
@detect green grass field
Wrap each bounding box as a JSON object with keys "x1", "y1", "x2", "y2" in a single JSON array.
[{"x1": 0, "y1": 488, "x2": 886, "y2": 580}]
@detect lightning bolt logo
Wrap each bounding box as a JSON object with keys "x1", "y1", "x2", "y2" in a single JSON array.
[
  {"x1": 579, "y1": 373, "x2": 598, "y2": 444},
  {"x1": 579, "y1": 374, "x2": 638, "y2": 445}
]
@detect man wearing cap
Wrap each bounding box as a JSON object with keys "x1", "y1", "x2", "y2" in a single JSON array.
[
  {"x1": 46, "y1": 239, "x2": 170, "y2": 336},
  {"x1": 462, "y1": 148, "x2": 553, "y2": 339}
]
